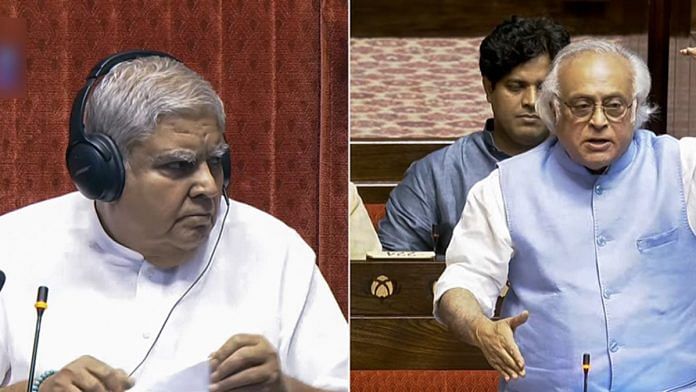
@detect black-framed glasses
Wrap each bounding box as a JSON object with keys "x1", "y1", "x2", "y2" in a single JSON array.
[{"x1": 557, "y1": 95, "x2": 633, "y2": 122}]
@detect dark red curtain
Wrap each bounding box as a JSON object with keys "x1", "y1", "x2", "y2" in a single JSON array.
[{"x1": 0, "y1": 0, "x2": 348, "y2": 314}]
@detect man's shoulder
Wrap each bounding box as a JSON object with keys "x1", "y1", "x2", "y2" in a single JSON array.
[
  {"x1": 408, "y1": 131, "x2": 489, "y2": 173},
  {"x1": 636, "y1": 128, "x2": 678, "y2": 146},
  {"x1": 0, "y1": 193, "x2": 88, "y2": 274},
  {"x1": 222, "y1": 199, "x2": 316, "y2": 278},
  {"x1": 225, "y1": 199, "x2": 310, "y2": 249},
  {"x1": 0, "y1": 192, "x2": 86, "y2": 229}
]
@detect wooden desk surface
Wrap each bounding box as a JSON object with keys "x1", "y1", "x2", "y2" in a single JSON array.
[{"x1": 351, "y1": 259, "x2": 492, "y2": 370}]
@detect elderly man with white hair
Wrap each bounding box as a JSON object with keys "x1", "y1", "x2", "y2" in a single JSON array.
[
  {"x1": 0, "y1": 51, "x2": 347, "y2": 392},
  {"x1": 434, "y1": 40, "x2": 696, "y2": 391}
]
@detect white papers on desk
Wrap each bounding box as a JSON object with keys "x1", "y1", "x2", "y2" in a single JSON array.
[
  {"x1": 129, "y1": 360, "x2": 210, "y2": 392},
  {"x1": 366, "y1": 250, "x2": 436, "y2": 260}
]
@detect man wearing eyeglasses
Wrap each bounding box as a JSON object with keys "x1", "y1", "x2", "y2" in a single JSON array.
[{"x1": 434, "y1": 39, "x2": 696, "y2": 391}]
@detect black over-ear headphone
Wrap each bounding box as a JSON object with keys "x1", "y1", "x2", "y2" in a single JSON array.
[{"x1": 66, "y1": 50, "x2": 231, "y2": 202}]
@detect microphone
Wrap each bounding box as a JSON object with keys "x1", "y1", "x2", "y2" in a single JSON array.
[
  {"x1": 0, "y1": 270, "x2": 5, "y2": 292},
  {"x1": 582, "y1": 353, "x2": 591, "y2": 392},
  {"x1": 431, "y1": 224, "x2": 440, "y2": 254},
  {"x1": 27, "y1": 286, "x2": 48, "y2": 392}
]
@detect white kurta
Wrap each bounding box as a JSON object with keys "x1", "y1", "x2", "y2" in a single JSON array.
[{"x1": 0, "y1": 193, "x2": 348, "y2": 391}]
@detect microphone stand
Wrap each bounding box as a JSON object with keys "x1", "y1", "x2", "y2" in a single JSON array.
[
  {"x1": 27, "y1": 286, "x2": 48, "y2": 392},
  {"x1": 582, "y1": 353, "x2": 591, "y2": 392}
]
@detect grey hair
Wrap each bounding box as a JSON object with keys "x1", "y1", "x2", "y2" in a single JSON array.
[
  {"x1": 536, "y1": 39, "x2": 655, "y2": 133},
  {"x1": 85, "y1": 56, "x2": 225, "y2": 161}
]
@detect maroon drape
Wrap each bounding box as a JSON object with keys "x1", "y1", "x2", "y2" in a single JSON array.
[{"x1": 0, "y1": 0, "x2": 347, "y2": 314}]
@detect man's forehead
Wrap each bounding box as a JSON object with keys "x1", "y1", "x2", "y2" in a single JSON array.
[
  {"x1": 558, "y1": 52, "x2": 633, "y2": 96},
  {"x1": 131, "y1": 122, "x2": 227, "y2": 160}
]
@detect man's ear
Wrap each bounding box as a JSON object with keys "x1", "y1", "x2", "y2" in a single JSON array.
[{"x1": 482, "y1": 77, "x2": 494, "y2": 103}]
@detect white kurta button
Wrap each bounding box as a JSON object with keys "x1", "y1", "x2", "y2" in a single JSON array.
[
  {"x1": 603, "y1": 289, "x2": 611, "y2": 299},
  {"x1": 595, "y1": 184, "x2": 603, "y2": 195},
  {"x1": 142, "y1": 332, "x2": 151, "y2": 339},
  {"x1": 597, "y1": 236, "x2": 607, "y2": 247},
  {"x1": 610, "y1": 340, "x2": 619, "y2": 352}
]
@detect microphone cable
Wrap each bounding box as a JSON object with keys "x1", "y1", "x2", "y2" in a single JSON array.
[{"x1": 128, "y1": 193, "x2": 230, "y2": 378}]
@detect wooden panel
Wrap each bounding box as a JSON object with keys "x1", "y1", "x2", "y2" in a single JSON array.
[
  {"x1": 355, "y1": 184, "x2": 395, "y2": 204},
  {"x1": 647, "y1": 0, "x2": 672, "y2": 133},
  {"x1": 350, "y1": 140, "x2": 452, "y2": 182},
  {"x1": 351, "y1": 318, "x2": 491, "y2": 370},
  {"x1": 352, "y1": 260, "x2": 445, "y2": 316},
  {"x1": 351, "y1": 0, "x2": 648, "y2": 38}
]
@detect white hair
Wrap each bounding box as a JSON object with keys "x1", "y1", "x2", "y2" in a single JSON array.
[
  {"x1": 536, "y1": 39, "x2": 655, "y2": 133},
  {"x1": 85, "y1": 56, "x2": 225, "y2": 161}
]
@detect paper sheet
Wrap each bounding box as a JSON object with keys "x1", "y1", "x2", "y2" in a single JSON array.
[{"x1": 130, "y1": 360, "x2": 210, "y2": 392}]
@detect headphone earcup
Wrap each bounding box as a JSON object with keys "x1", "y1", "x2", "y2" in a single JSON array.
[
  {"x1": 66, "y1": 133, "x2": 125, "y2": 202},
  {"x1": 66, "y1": 50, "x2": 179, "y2": 202}
]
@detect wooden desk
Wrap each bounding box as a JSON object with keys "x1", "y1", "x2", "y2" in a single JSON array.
[{"x1": 351, "y1": 259, "x2": 492, "y2": 370}]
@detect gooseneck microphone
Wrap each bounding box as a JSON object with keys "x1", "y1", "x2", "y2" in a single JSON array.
[
  {"x1": 0, "y1": 270, "x2": 6, "y2": 292},
  {"x1": 26, "y1": 286, "x2": 48, "y2": 392},
  {"x1": 431, "y1": 224, "x2": 440, "y2": 254},
  {"x1": 582, "y1": 353, "x2": 591, "y2": 392}
]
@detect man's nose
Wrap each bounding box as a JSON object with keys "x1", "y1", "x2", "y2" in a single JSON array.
[
  {"x1": 522, "y1": 87, "x2": 538, "y2": 108},
  {"x1": 190, "y1": 161, "x2": 220, "y2": 198},
  {"x1": 589, "y1": 104, "x2": 609, "y2": 129}
]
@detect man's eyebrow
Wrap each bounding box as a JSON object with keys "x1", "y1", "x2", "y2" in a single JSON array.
[{"x1": 151, "y1": 149, "x2": 197, "y2": 164}]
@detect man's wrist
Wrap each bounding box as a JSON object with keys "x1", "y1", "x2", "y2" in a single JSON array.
[
  {"x1": 32, "y1": 370, "x2": 56, "y2": 392},
  {"x1": 283, "y1": 375, "x2": 327, "y2": 392},
  {"x1": 470, "y1": 316, "x2": 491, "y2": 348}
]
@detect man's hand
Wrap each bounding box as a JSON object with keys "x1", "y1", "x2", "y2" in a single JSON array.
[
  {"x1": 209, "y1": 334, "x2": 285, "y2": 392},
  {"x1": 680, "y1": 47, "x2": 696, "y2": 57},
  {"x1": 472, "y1": 311, "x2": 529, "y2": 382},
  {"x1": 39, "y1": 355, "x2": 133, "y2": 392}
]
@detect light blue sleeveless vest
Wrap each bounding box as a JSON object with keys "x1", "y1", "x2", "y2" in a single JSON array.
[{"x1": 497, "y1": 130, "x2": 696, "y2": 391}]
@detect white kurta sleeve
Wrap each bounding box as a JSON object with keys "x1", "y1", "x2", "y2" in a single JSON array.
[
  {"x1": 279, "y1": 236, "x2": 348, "y2": 391},
  {"x1": 433, "y1": 169, "x2": 513, "y2": 318},
  {"x1": 679, "y1": 137, "x2": 696, "y2": 232}
]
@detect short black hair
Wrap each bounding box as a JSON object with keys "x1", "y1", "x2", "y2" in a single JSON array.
[{"x1": 479, "y1": 16, "x2": 570, "y2": 88}]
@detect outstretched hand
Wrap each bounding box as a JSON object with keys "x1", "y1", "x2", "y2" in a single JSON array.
[
  {"x1": 680, "y1": 47, "x2": 696, "y2": 57},
  {"x1": 473, "y1": 310, "x2": 529, "y2": 382}
]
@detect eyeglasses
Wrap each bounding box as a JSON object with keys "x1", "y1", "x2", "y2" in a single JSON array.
[{"x1": 557, "y1": 95, "x2": 633, "y2": 122}]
